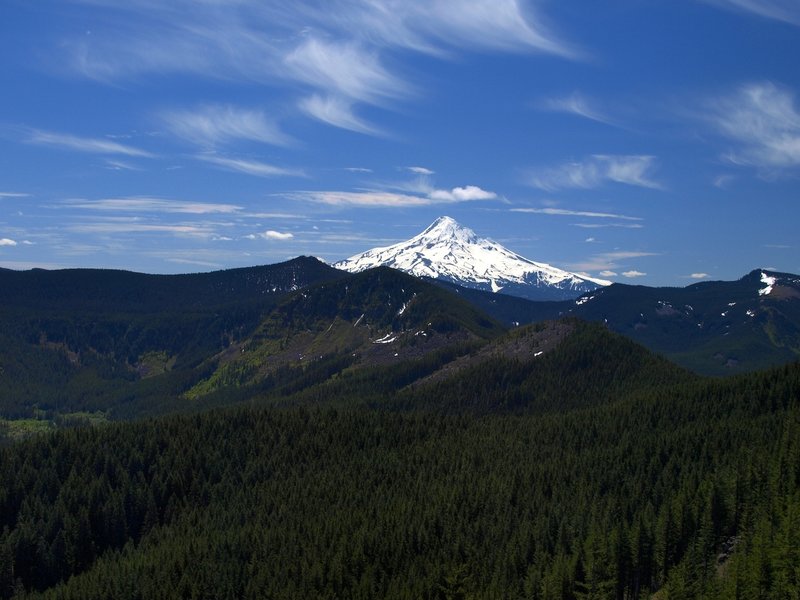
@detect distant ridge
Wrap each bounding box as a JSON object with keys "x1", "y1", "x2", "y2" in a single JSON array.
[{"x1": 334, "y1": 216, "x2": 610, "y2": 301}]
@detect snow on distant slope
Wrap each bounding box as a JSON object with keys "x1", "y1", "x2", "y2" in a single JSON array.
[{"x1": 334, "y1": 216, "x2": 611, "y2": 301}]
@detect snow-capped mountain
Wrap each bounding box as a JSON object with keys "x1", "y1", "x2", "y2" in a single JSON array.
[{"x1": 334, "y1": 216, "x2": 611, "y2": 301}]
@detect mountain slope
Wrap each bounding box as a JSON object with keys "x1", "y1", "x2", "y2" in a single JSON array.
[
  {"x1": 570, "y1": 269, "x2": 800, "y2": 374},
  {"x1": 434, "y1": 268, "x2": 800, "y2": 376},
  {"x1": 185, "y1": 266, "x2": 504, "y2": 400},
  {"x1": 0, "y1": 257, "x2": 346, "y2": 418},
  {"x1": 334, "y1": 216, "x2": 610, "y2": 301}
]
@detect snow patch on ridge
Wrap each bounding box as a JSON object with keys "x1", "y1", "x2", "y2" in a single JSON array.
[
  {"x1": 373, "y1": 333, "x2": 397, "y2": 344},
  {"x1": 759, "y1": 272, "x2": 777, "y2": 296}
]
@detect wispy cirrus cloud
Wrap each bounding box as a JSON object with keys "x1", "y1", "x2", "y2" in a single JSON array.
[
  {"x1": 568, "y1": 250, "x2": 658, "y2": 273},
  {"x1": 703, "y1": 82, "x2": 800, "y2": 174},
  {"x1": 196, "y1": 154, "x2": 305, "y2": 178},
  {"x1": 284, "y1": 190, "x2": 434, "y2": 207},
  {"x1": 406, "y1": 166, "x2": 435, "y2": 175},
  {"x1": 66, "y1": 222, "x2": 215, "y2": 237},
  {"x1": 299, "y1": 95, "x2": 379, "y2": 135},
  {"x1": 320, "y1": 0, "x2": 578, "y2": 57},
  {"x1": 573, "y1": 223, "x2": 644, "y2": 229},
  {"x1": 528, "y1": 155, "x2": 663, "y2": 191},
  {"x1": 62, "y1": 197, "x2": 243, "y2": 214},
  {"x1": 286, "y1": 184, "x2": 497, "y2": 207},
  {"x1": 59, "y1": 1, "x2": 576, "y2": 134},
  {"x1": 286, "y1": 37, "x2": 408, "y2": 105},
  {"x1": 703, "y1": 0, "x2": 800, "y2": 25},
  {"x1": 511, "y1": 207, "x2": 642, "y2": 221},
  {"x1": 27, "y1": 129, "x2": 155, "y2": 158},
  {"x1": 0, "y1": 192, "x2": 30, "y2": 198},
  {"x1": 162, "y1": 105, "x2": 292, "y2": 147},
  {"x1": 539, "y1": 93, "x2": 612, "y2": 124},
  {"x1": 66, "y1": 1, "x2": 575, "y2": 77}
]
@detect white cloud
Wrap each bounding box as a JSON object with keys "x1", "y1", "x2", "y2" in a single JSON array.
[
  {"x1": 0, "y1": 238, "x2": 18, "y2": 246},
  {"x1": 406, "y1": 166, "x2": 435, "y2": 175},
  {"x1": 63, "y1": 197, "x2": 242, "y2": 214},
  {"x1": 703, "y1": 0, "x2": 800, "y2": 25},
  {"x1": 600, "y1": 270, "x2": 617, "y2": 277},
  {"x1": 67, "y1": 223, "x2": 213, "y2": 236},
  {"x1": 622, "y1": 270, "x2": 647, "y2": 278},
  {"x1": 529, "y1": 155, "x2": 662, "y2": 191},
  {"x1": 712, "y1": 174, "x2": 736, "y2": 188},
  {"x1": 428, "y1": 185, "x2": 497, "y2": 201},
  {"x1": 568, "y1": 251, "x2": 657, "y2": 273},
  {"x1": 64, "y1": 1, "x2": 575, "y2": 79},
  {"x1": 690, "y1": 272, "x2": 710, "y2": 279},
  {"x1": 105, "y1": 159, "x2": 141, "y2": 171},
  {"x1": 196, "y1": 154, "x2": 305, "y2": 178},
  {"x1": 285, "y1": 191, "x2": 434, "y2": 207},
  {"x1": 705, "y1": 82, "x2": 800, "y2": 172},
  {"x1": 511, "y1": 207, "x2": 642, "y2": 221},
  {"x1": 0, "y1": 192, "x2": 30, "y2": 198},
  {"x1": 28, "y1": 129, "x2": 155, "y2": 157},
  {"x1": 604, "y1": 251, "x2": 658, "y2": 260},
  {"x1": 58, "y1": 1, "x2": 576, "y2": 135},
  {"x1": 344, "y1": 167, "x2": 373, "y2": 173},
  {"x1": 393, "y1": 0, "x2": 577, "y2": 56},
  {"x1": 573, "y1": 223, "x2": 644, "y2": 229},
  {"x1": 286, "y1": 184, "x2": 497, "y2": 207},
  {"x1": 540, "y1": 93, "x2": 612, "y2": 124},
  {"x1": 299, "y1": 95, "x2": 379, "y2": 134},
  {"x1": 162, "y1": 105, "x2": 292, "y2": 147},
  {"x1": 585, "y1": 237, "x2": 596, "y2": 243},
  {"x1": 262, "y1": 230, "x2": 294, "y2": 240},
  {"x1": 286, "y1": 37, "x2": 407, "y2": 105}
]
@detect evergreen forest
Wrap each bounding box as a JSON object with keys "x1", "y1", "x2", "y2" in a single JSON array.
[
  {"x1": 1, "y1": 324, "x2": 798, "y2": 598},
  {"x1": 1, "y1": 264, "x2": 799, "y2": 598}
]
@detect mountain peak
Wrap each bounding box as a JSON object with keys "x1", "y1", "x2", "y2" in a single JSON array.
[
  {"x1": 417, "y1": 215, "x2": 477, "y2": 245},
  {"x1": 334, "y1": 217, "x2": 610, "y2": 301}
]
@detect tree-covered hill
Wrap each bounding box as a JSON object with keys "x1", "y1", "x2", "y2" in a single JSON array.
[
  {"x1": 0, "y1": 257, "x2": 346, "y2": 419},
  {"x1": 1, "y1": 352, "x2": 797, "y2": 598},
  {"x1": 451, "y1": 269, "x2": 800, "y2": 376},
  {"x1": 572, "y1": 269, "x2": 800, "y2": 375},
  {"x1": 0, "y1": 262, "x2": 503, "y2": 421}
]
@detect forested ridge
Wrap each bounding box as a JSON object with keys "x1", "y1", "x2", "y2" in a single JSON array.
[{"x1": 1, "y1": 339, "x2": 798, "y2": 598}]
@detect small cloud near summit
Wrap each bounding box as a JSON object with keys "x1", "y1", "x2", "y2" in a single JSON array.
[
  {"x1": 428, "y1": 185, "x2": 496, "y2": 202},
  {"x1": 689, "y1": 272, "x2": 710, "y2": 279}
]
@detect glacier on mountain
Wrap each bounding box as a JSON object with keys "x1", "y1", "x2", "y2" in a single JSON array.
[{"x1": 334, "y1": 216, "x2": 611, "y2": 301}]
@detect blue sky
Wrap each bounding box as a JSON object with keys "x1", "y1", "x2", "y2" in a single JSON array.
[{"x1": 1, "y1": 0, "x2": 799, "y2": 285}]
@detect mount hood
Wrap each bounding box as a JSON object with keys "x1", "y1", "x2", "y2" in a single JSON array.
[{"x1": 334, "y1": 216, "x2": 611, "y2": 301}]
